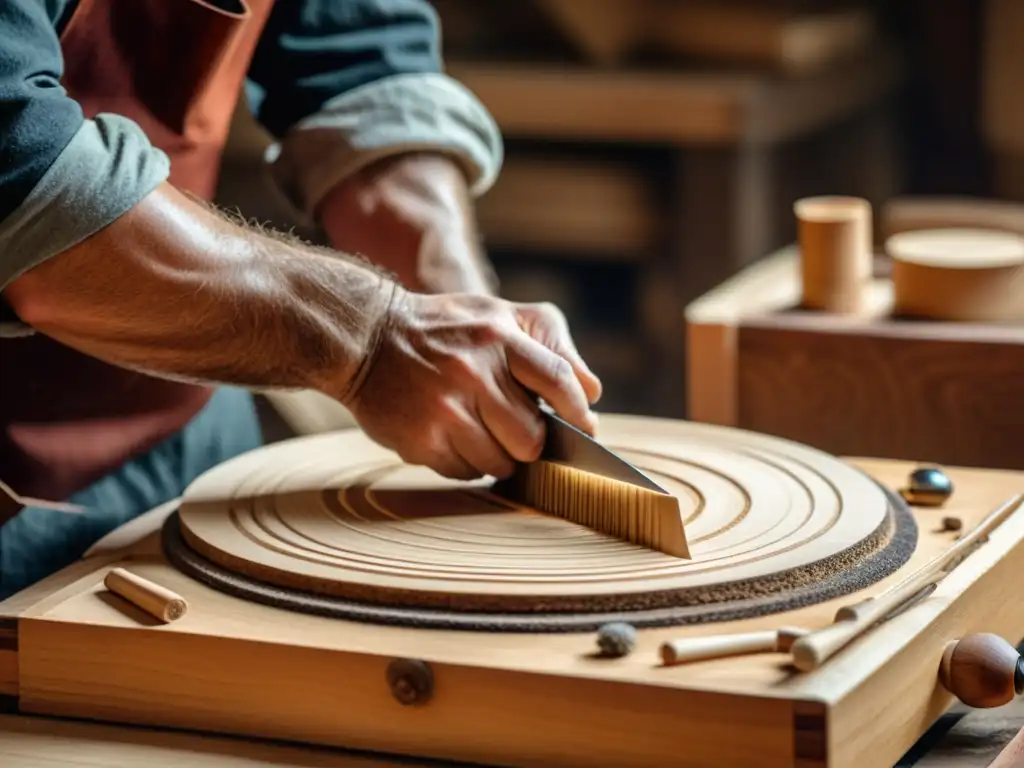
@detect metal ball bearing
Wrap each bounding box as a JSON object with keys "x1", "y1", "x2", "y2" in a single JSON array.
[{"x1": 900, "y1": 466, "x2": 954, "y2": 507}]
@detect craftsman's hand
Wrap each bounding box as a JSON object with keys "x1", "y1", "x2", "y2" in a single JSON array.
[
  {"x1": 340, "y1": 290, "x2": 603, "y2": 480},
  {"x1": 318, "y1": 153, "x2": 498, "y2": 296}
]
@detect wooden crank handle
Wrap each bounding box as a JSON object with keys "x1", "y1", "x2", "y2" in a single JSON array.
[{"x1": 939, "y1": 633, "x2": 1023, "y2": 709}]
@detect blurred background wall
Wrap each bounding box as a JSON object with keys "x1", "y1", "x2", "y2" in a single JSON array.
[{"x1": 215, "y1": 0, "x2": 1023, "y2": 422}]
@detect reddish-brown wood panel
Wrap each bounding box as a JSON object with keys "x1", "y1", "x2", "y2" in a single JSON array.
[{"x1": 735, "y1": 319, "x2": 1024, "y2": 469}]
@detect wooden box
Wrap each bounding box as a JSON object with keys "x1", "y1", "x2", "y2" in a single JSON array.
[
  {"x1": 685, "y1": 200, "x2": 1024, "y2": 471},
  {"x1": 2, "y1": 450, "x2": 1023, "y2": 768}
]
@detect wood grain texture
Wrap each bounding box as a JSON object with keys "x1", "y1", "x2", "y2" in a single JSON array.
[
  {"x1": 2, "y1": 456, "x2": 1023, "y2": 768},
  {"x1": 0, "y1": 713, "x2": 415, "y2": 767},
  {"x1": 686, "y1": 198, "x2": 1024, "y2": 460},
  {"x1": 792, "y1": 498, "x2": 1024, "y2": 673},
  {"x1": 4, "y1": 703, "x2": 1017, "y2": 768},
  {"x1": 174, "y1": 416, "x2": 893, "y2": 614},
  {"x1": 939, "y1": 633, "x2": 1023, "y2": 709},
  {"x1": 735, "y1": 315, "x2": 1024, "y2": 469},
  {"x1": 500, "y1": 460, "x2": 691, "y2": 558}
]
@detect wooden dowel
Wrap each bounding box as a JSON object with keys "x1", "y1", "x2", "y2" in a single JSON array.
[
  {"x1": 795, "y1": 195, "x2": 872, "y2": 314},
  {"x1": 104, "y1": 567, "x2": 188, "y2": 623},
  {"x1": 660, "y1": 627, "x2": 807, "y2": 666},
  {"x1": 0, "y1": 479, "x2": 85, "y2": 514},
  {"x1": 791, "y1": 494, "x2": 1024, "y2": 672}
]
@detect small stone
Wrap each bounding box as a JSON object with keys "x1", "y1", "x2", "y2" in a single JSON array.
[
  {"x1": 596, "y1": 622, "x2": 637, "y2": 658},
  {"x1": 941, "y1": 516, "x2": 963, "y2": 533}
]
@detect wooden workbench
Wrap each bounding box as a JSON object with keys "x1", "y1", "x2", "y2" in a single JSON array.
[
  {"x1": 2, "y1": 484, "x2": 1021, "y2": 767},
  {"x1": 2, "y1": 702, "x2": 1021, "y2": 767}
]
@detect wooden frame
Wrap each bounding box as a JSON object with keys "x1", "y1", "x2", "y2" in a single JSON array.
[
  {"x1": 2, "y1": 458, "x2": 1022, "y2": 767},
  {"x1": 447, "y1": 48, "x2": 902, "y2": 146}
]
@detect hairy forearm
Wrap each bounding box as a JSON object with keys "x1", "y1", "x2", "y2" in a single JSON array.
[
  {"x1": 3, "y1": 182, "x2": 394, "y2": 400},
  {"x1": 318, "y1": 153, "x2": 498, "y2": 296}
]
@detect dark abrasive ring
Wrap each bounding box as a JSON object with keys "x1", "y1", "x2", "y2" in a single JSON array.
[{"x1": 161, "y1": 483, "x2": 917, "y2": 633}]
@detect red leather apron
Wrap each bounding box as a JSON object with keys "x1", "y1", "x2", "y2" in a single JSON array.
[{"x1": 0, "y1": 0, "x2": 275, "y2": 510}]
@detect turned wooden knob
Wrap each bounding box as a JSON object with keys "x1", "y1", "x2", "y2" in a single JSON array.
[{"x1": 939, "y1": 633, "x2": 1023, "y2": 708}]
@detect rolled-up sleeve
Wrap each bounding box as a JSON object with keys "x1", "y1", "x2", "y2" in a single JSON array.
[
  {"x1": 0, "y1": 0, "x2": 170, "y2": 337},
  {"x1": 247, "y1": 0, "x2": 503, "y2": 218}
]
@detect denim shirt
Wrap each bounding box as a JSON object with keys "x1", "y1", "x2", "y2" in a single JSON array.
[{"x1": 0, "y1": 0, "x2": 502, "y2": 335}]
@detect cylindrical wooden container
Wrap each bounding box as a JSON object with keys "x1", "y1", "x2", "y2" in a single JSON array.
[
  {"x1": 795, "y1": 196, "x2": 873, "y2": 313},
  {"x1": 886, "y1": 228, "x2": 1024, "y2": 323}
]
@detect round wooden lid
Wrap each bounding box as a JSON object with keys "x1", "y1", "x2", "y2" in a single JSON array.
[{"x1": 886, "y1": 228, "x2": 1024, "y2": 322}]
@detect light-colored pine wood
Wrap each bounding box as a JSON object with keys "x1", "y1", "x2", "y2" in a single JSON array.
[
  {"x1": 506, "y1": 460, "x2": 690, "y2": 558},
  {"x1": 3, "y1": 420, "x2": 1024, "y2": 768},
  {"x1": 0, "y1": 480, "x2": 85, "y2": 515},
  {"x1": 887, "y1": 228, "x2": 1024, "y2": 323},
  {"x1": 0, "y1": 713, "x2": 411, "y2": 767},
  {"x1": 795, "y1": 195, "x2": 873, "y2": 313},
  {"x1": 103, "y1": 568, "x2": 188, "y2": 624},
  {"x1": 791, "y1": 494, "x2": 1024, "y2": 671},
  {"x1": 660, "y1": 627, "x2": 806, "y2": 666},
  {"x1": 174, "y1": 416, "x2": 890, "y2": 611}
]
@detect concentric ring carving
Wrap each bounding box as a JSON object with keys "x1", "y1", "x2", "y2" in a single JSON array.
[{"x1": 175, "y1": 416, "x2": 909, "y2": 616}]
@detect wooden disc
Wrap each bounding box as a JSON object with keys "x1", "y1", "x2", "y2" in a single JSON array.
[
  {"x1": 175, "y1": 416, "x2": 908, "y2": 616},
  {"x1": 887, "y1": 228, "x2": 1024, "y2": 322}
]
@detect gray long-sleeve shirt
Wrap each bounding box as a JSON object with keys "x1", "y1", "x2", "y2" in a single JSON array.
[{"x1": 0, "y1": 0, "x2": 503, "y2": 337}]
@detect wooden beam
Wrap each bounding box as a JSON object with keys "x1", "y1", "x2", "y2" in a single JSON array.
[{"x1": 448, "y1": 48, "x2": 903, "y2": 145}]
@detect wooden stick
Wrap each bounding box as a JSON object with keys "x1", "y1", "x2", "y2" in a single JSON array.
[
  {"x1": 795, "y1": 195, "x2": 872, "y2": 314},
  {"x1": 660, "y1": 627, "x2": 807, "y2": 666},
  {"x1": 0, "y1": 479, "x2": 85, "y2": 514},
  {"x1": 790, "y1": 493, "x2": 1024, "y2": 672},
  {"x1": 104, "y1": 567, "x2": 188, "y2": 623}
]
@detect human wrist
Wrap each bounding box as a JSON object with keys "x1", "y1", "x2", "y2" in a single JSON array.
[
  {"x1": 322, "y1": 268, "x2": 402, "y2": 407},
  {"x1": 317, "y1": 152, "x2": 499, "y2": 296}
]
